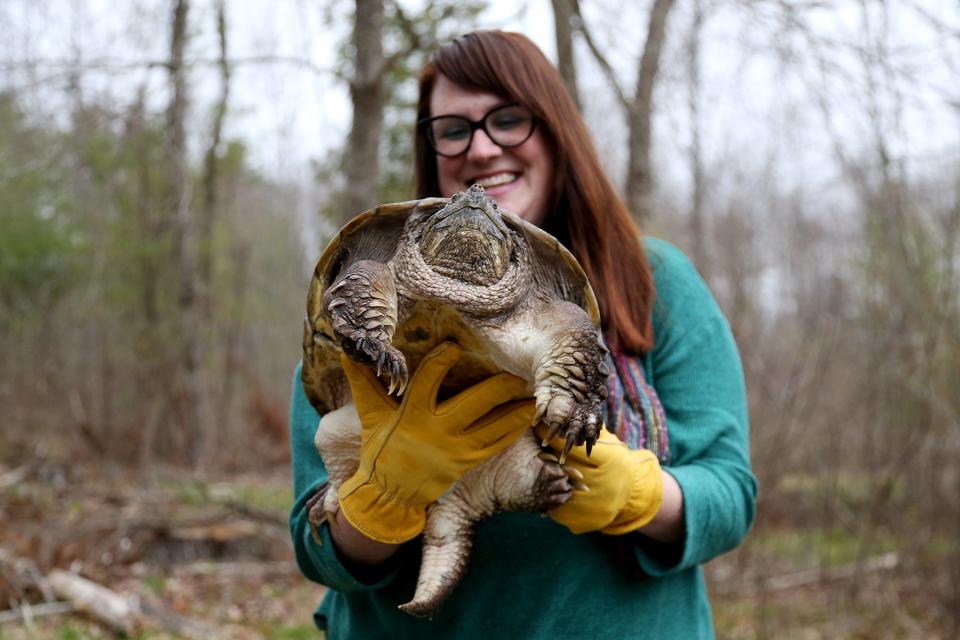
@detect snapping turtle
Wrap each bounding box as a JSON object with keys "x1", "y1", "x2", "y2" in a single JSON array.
[{"x1": 302, "y1": 185, "x2": 609, "y2": 616}]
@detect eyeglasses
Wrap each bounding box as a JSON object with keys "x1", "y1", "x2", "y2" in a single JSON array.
[{"x1": 419, "y1": 103, "x2": 537, "y2": 158}]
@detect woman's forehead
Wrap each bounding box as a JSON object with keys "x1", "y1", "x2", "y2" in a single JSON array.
[{"x1": 429, "y1": 74, "x2": 509, "y2": 118}]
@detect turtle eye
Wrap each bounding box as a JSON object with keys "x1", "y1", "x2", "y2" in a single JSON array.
[{"x1": 450, "y1": 191, "x2": 461, "y2": 203}]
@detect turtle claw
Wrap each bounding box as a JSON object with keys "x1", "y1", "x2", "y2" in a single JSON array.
[
  {"x1": 540, "y1": 422, "x2": 561, "y2": 447},
  {"x1": 559, "y1": 433, "x2": 577, "y2": 464},
  {"x1": 376, "y1": 351, "x2": 387, "y2": 377},
  {"x1": 373, "y1": 346, "x2": 407, "y2": 396},
  {"x1": 563, "y1": 466, "x2": 584, "y2": 482}
]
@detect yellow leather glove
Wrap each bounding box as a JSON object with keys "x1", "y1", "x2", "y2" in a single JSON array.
[
  {"x1": 540, "y1": 427, "x2": 664, "y2": 535},
  {"x1": 339, "y1": 342, "x2": 534, "y2": 544}
]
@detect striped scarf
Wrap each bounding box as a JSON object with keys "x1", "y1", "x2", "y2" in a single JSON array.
[{"x1": 604, "y1": 351, "x2": 670, "y2": 464}]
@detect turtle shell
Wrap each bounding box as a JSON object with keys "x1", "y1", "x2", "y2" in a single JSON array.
[{"x1": 302, "y1": 197, "x2": 601, "y2": 415}]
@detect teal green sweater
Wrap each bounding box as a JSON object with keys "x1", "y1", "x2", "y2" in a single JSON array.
[{"x1": 288, "y1": 238, "x2": 756, "y2": 639}]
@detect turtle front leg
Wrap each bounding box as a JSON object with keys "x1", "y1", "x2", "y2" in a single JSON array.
[
  {"x1": 323, "y1": 259, "x2": 408, "y2": 393},
  {"x1": 531, "y1": 301, "x2": 609, "y2": 460}
]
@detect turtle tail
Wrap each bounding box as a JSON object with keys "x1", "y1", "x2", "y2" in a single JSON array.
[{"x1": 399, "y1": 492, "x2": 483, "y2": 619}]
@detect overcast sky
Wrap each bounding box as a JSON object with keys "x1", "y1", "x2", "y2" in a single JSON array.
[
  {"x1": 3, "y1": 0, "x2": 958, "y2": 314},
  {"x1": 3, "y1": 0, "x2": 958, "y2": 251}
]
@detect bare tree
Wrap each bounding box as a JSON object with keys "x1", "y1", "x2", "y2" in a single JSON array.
[
  {"x1": 200, "y1": 0, "x2": 230, "y2": 323},
  {"x1": 574, "y1": 0, "x2": 678, "y2": 223},
  {"x1": 342, "y1": 0, "x2": 386, "y2": 221},
  {"x1": 686, "y1": 0, "x2": 707, "y2": 271},
  {"x1": 167, "y1": 0, "x2": 211, "y2": 466},
  {"x1": 338, "y1": 0, "x2": 485, "y2": 220},
  {"x1": 551, "y1": 0, "x2": 581, "y2": 110},
  {"x1": 201, "y1": 0, "x2": 233, "y2": 456}
]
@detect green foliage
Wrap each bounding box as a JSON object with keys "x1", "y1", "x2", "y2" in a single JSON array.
[
  {"x1": 753, "y1": 525, "x2": 898, "y2": 568},
  {"x1": 0, "y1": 77, "x2": 307, "y2": 464},
  {"x1": 56, "y1": 626, "x2": 90, "y2": 640},
  {"x1": 209, "y1": 479, "x2": 292, "y2": 513},
  {"x1": 0, "y1": 94, "x2": 81, "y2": 324},
  {"x1": 143, "y1": 573, "x2": 167, "y2": 596}
]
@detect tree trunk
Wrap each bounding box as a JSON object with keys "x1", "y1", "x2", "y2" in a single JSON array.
[
  {"x1": 625, "y1": 0, "x2": 677, "y2": 224},
  {"x1": 686, "y1": 1, "x2": 707, "y2": 272},
  {"x1": 552, "y1": 0, "x2": 581, "y2": 110},
  {"x1": 217, "y1": 241, "x2": 250, "y2": 448},
  {"x1": 200, "y1": 0, "x2": 230, "y2": 324},
  {"x1": 200, "y1": 0, "x2": 232, "y2": 458},
  {"x1": 167, "y1": 0, "x2": 210, "y2": 466},
  {"x1": 342, "y1": 0, "x2": 385, "y2": 222}
]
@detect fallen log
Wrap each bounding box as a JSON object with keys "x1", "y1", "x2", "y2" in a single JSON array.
[
  {"x1": 45, "y1": 568, "x2": 223, "y2": 639},
  {"x1": 47, "y1": 569, "x2": 140, "y2": 634}
]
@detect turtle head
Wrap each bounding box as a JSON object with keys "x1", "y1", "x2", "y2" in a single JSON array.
[{"x1": 419, "y1": 185, "x2": 514, "y2": 286}]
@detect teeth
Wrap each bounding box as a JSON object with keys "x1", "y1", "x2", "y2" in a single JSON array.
[{"x1": 472, "y1": 172, "x2": 517, "y2": 188}]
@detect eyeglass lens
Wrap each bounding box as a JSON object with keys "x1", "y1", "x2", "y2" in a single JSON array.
[{"x1": 426, "y1": 105, "x2": 534, "y2": 157}]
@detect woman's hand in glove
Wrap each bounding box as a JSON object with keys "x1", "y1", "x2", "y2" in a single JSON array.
[
  {"x1": 540, "y1": 427, "x2": 666, "y2": 535},
  {"x1": 339, "y1": 342, "x2": 534, "y2": 544}
]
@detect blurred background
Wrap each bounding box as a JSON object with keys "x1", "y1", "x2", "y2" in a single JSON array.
[{"x1": 1, "y1": 0, "x2": 958, "y2": 638}]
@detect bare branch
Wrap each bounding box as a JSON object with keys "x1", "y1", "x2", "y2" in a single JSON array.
[
  {"x1": 570, "y1": 2, "x2": 631, "y2": 110},
  {"x1": 0, "y1": 54, "x2": 332, "y2": 78},
  {"x1": 0, "y1": 602, "x2": 75, "y2": 625},
  {"x1": 384, "y1": 0, "x2": 422, "y2": 71}
]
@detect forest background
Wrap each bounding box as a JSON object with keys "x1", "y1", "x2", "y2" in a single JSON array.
[{"x1": 1, "y1": 0, "x2": 958, "y2": 638}]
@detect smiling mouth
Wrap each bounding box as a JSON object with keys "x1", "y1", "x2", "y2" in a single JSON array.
[{"x1": 471, "y1": 172, "x2": 518, "y2": 189}]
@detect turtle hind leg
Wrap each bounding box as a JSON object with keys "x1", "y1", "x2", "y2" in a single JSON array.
[
  {"x1": 323, "y1": 259, "x2": 408, "y2": 394},
  {"x1": 398, "y1": 431, "x2": 572, "y2": 618}
]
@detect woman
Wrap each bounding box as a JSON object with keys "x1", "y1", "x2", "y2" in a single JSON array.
[{"x1": 289, "y1": 30, "x2": 756, "y2": 638}]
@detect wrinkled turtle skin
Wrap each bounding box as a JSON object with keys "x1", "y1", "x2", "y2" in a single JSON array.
[{"x1": 301, "y1": 185, "x2": 609, "y2": 617}]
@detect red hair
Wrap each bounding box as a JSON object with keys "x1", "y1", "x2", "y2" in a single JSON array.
[{"x1": 415, "y1": 31, "x2": 654, "y2": 354}]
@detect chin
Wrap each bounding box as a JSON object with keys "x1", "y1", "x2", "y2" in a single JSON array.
[{"x1": 494, "y1": 195, "x2": 528, "y2": 217}]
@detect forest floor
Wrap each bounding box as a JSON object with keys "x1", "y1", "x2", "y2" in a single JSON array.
[
  {"x1": 0, "y1": 447, "x2": 949, "y2": 639},
  {"x1": 0, "y1": 448, "x2": 322, "y2": 639}
]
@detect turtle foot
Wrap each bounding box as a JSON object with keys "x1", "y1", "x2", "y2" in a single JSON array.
[
  {"x1": 324, "y1": 259, "x2": 407, "y2": 394},
  {"x1": 532, "y1": 306, "x2": 609, "y2": 458},
  {"x1": 305, "y1": 483, "x2": 329, "y2": 527}
]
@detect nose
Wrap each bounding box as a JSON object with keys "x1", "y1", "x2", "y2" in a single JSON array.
[{"x1": 466, "y1": 128, "x2": 503, "y2": 163}]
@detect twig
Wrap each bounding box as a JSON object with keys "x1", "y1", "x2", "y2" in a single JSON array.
[
  {"x1": 217, "y1": 498, "x2": 288, "y2": 529},
  {"x1": 0, "y1": 601, "x2": 75, "y2": 624},
  {"x1": 764, "y1": 552, "x2": 900, "y2": 592},
  {"x1": 570, "y1": 3, "x2": 631, "y2": 110},
  {"x1": 0, "y1": 465, "x2": 32, "y2": 490},
  {"x1": 172, "y1": 559, "x2": 298, "y2": 578}
]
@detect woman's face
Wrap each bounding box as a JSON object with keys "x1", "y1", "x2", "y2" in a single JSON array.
[{"x1": 429, "y1": 73, "x2": 555, "y2": 227}]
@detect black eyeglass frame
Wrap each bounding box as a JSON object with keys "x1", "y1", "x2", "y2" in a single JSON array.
[{"x1": 418, "y1": 103, "x2": 538, "y2": 158}]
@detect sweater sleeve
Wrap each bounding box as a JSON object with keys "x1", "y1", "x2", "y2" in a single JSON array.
[
  {"x1": 633, "y1": 238, "x2": 757, "y2": 576},
  {"x1": 288, "y1": 364, "x2": 399, "y2": 591}
]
